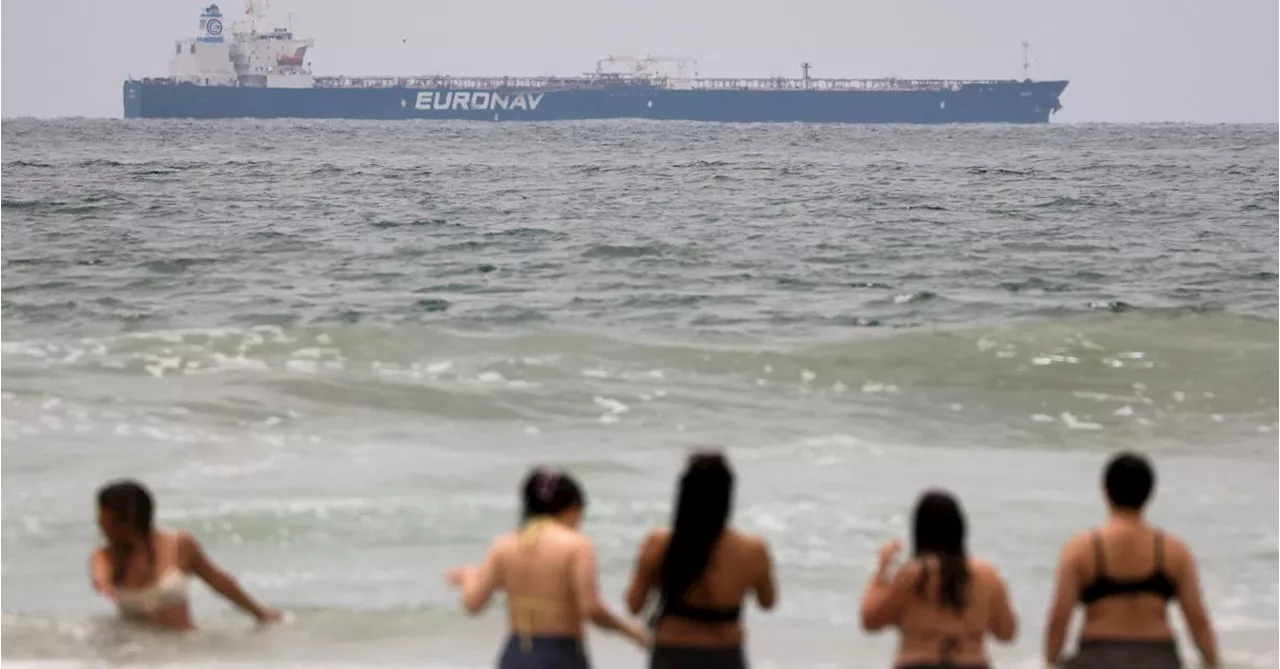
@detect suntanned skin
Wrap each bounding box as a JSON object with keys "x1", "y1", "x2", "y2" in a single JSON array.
[
  {"x1": 89, "y1": 518, "x2": 281, "y2": 631},
  {"x1": 447, "y1": 508, "x2": 649, "y2": 649},
  {"x1": 1043, "y1": 508, "x2": 1220, "y2": 669},
  {"x1": 623, "y1": 527, "x2": 777, "y2": 647},
  {"x1": 860, "y1": 540, "x2": 1018, "y2": 668}
]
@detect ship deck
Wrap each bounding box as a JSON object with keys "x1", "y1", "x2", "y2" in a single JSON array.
[{"x1": 132, "y1": 74, "x2": 1047, "y2": 93}]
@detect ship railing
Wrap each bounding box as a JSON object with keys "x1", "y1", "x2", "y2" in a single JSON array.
[
  {"x1": 309, "y1": 74, "x2": 1016, "y2": 91},
  {"x1": 312, "y1": 75, "x2": 663, "y2": 89},
  {"x1": 683, "y1": 78, "x2": 1012, "y2": 92}
]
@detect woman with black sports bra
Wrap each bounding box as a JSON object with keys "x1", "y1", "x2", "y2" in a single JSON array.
[
  {"x1": 1043, "y1": 451, "x2": 1220, "y2": 669},
  {"x1": 624, "y1": 451, "x2": 777, "y2": 669}
]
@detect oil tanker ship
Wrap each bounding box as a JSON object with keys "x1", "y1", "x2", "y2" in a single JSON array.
[{"x1": 124, "y1": 2, "x2": 1069, "y2": 124}]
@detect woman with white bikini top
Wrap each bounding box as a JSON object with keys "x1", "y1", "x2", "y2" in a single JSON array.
[{"x1": 89, "y1": 479, "x2": 283, "y2": 631}]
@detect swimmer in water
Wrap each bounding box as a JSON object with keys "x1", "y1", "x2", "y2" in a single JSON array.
[
  {"x1": 1043, "y1": 451, "x2": 1220, "y2": 669},
  {"x1": 859, "y1": 489, "x2": 1018, "y2": 669},
  {"x1": 446, "y1": 467, "x2": 649, "y2": 669},
  {"x1": 88, "y1": 479, "x2": 282, "y2": 631},
  {"x1": 624, "y1": 451, "x2": 777, "y2": 669}
]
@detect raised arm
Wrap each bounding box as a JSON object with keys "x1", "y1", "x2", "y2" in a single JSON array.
[
  {"x1": 751, "y1": 536, "x2": 777, "y2": 611},
  {"x1": 450, "y1": 537, "x2": 505, "y2": 615},
  {"x1": 986, "y1": 565, "x2": 1018, "y2": 643},
  {"x1": 624, "y1": 530, "x2": 664, "y2": 615},
  {"x1": 1043, "y1": 538, "x2": 1081, "y2": 666},
  {"x1": 572, "y1": 537, "x2": 649, "y2": 648},
  {"x1": 1170, "y1": 538, "x2": 1220, "y2": 669},
  {"x1": 859, "y1": 540, "x2": 913, "y2": 632},
  {"x1": 179, "y1": 531, "x2": 280, "y2": 623}
]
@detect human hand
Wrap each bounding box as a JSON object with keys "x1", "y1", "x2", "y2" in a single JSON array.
[
  {"x1": 876, "y1": 539, "x2": 904, "y2": 568},
  {"x1": 255, "y1": 607, "x2": 284, "y2": 624},
  {"x1": 622, "y1": 620, "x2": 651, "y2": 649},
  {"x1": 445, "y1": 566, "x2": 476, "y2": 588},
  {"x1": 93, "y1": 579, "x2": 117, "y2": 602}
]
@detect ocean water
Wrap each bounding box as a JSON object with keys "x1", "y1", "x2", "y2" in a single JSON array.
[{"x1": 1, "y1": 119, "x2": 1277, "y2": 669}]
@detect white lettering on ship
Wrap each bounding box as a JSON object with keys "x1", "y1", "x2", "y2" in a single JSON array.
[{"x1": 414, "y1": 91, "x2": 545, "y2": 112}]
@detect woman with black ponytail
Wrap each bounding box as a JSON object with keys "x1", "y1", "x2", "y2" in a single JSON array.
[
  {"x1": 89, "y1": 479, "x2": 281, "y2": 630},
  {"x1": 624, "y1": 451, "x2": 777, "y2": 669},
  {"x1": 446, "y1": 466, "x2": 649, "y2": 669},
  {"x1": 859, "y1": 489, "x2": 1017, "y2": 669}
]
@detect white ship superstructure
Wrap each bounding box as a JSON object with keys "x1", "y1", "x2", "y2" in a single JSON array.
[{"x1": 169, "y1": 1, "x2": 314, "y2": 88}]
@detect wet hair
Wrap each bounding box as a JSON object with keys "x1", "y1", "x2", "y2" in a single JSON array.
[
  {"x1": 911, "y1": 489, "x2": 969, "y2": 613},
  {"x1": 520, "y1": 467, "x2": 585, "y2": 523},
  {"x1": 658, "y1": 451, "x2": 734, "y2": 610},
  {"x1": 1103, "y1": 451, "x2": 1155, "y2": 510},
  {"x1": 96, "y1": 479, "x2": 156, "y2": 586}
]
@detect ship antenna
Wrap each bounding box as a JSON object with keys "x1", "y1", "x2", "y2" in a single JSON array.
[{"x1": 1021, "y1": 40, "x2": 1030, "y2": 80}]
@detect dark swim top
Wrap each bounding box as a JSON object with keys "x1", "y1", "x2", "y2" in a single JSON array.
[
  {"x1": 1079, "y1": 531, "x2": 1178, "y2": 605},
  {"x1": 649, "y1": 591, "x2": 742, "y2": 629},
  {"x1": 659, "y1": 599, "x2": 742, "y2": 623}
]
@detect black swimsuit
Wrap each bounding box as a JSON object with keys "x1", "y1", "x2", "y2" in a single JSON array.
[
  {"x1": 648, "y1": 600, "x2": 747, "y2": 669},
  {"x1": 1063, "y1": 532, "x2": 1182, "y2": 669},
  {"x1": 1079, "y1": 532, "x2": 1178, "y2": 604}
]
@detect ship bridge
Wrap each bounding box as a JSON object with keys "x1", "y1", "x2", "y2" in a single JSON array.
[{"x1": 168, "y1": 0, "x2": 314, "y2": 88}]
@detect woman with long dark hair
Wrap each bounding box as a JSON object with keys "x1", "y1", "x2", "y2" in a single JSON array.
[
  {"x1": 89, "y1": 479, "x2": 281, "y2": 630},
  {"x1": 860, "y1": 489, "x2": 1017, "y2": 669},
  {"x1": 446, "y1": 466, "x2": 649, "y2": 669},
  {"x1": 624, "y1": 451, "x2": 777, "y2": 669}
]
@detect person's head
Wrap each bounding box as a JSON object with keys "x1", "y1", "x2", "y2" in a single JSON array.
[
  {"x1": 910, "y1": 489, "x2": 969, "y2": 612},
  {"x1": 911, "y1": 489, "x2": 966, "y2": 559},
  {"x1": 96, "y1": 479, "x2": 155, "y2": 545},
  {"x1": 659, "y1": 450, "x2": 735, "y2": 604},
  {"x1": 520, "y1": 467, "x2": 586, "y2": 527},
  {"x1": 1103, "y1": 451, "x2": 1155, "y2": 512}
]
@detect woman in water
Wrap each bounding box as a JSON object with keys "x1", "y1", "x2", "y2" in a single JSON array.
[
  {"x1": 446, "y1": 466, "x2": 649, "y2": 669},
  {"x1": 624, "y1": 451, "x2": 777, "y2": 669},
  {"x1": 859, "y1": 489, "x2": 1018, "y2": 669},
  {"x1": 1043, "y1": 451, "x2": 1219, "y2": 669},
  {"x1": 88, "y1": 479, "x2": 282, "y2": 630}
]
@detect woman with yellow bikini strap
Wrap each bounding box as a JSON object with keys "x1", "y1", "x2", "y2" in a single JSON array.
[{"x1": 447, "y1": 467, "x2": 650, "y2": 668}]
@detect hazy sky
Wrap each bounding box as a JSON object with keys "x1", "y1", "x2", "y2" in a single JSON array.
[{"x1": 2, "y1": 0, "x2": 1277, "y2": 122}]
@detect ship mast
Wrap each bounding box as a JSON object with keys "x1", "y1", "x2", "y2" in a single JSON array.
[
  {"x1": 243, "y1": 0, "x2": 270, "y2": 34},
  {"x1": 1021, "y1": 40, "x2": 1030, "y2": 80}
]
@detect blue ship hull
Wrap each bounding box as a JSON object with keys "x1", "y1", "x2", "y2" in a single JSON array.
[{"x1": 123, "y1": 80, "x2": 1068, "y2": 124}]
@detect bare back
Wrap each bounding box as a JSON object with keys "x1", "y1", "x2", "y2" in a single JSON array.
[
  {"x1": 490, "y1": 521, "x2": 592, "y2": 638},
  {"x1": 1044, "y1": 518, "x2": 1219, "y2": 668},
  {"x1": 873, "y1": 557, "x2": 1017, "y2": 667},
  {"x1": 625, "y1": 528, "x2": 777, "y2": 647},
  {"x1": 1067, "y1": 523, "x2": 1188, "y2": 640}
]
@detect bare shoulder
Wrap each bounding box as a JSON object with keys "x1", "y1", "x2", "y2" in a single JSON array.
[
  {"x1": 1056, "y1": 530, "x2": 1094, "y2": 563},
  {"x1": 488, "y1": 531, "x2": 520, "y2": 555},
  {"x1": 164, "y1": 530, "x2": 204, "y2": 571},
  {"x1": 729, "y1": 528, "x2": 769, "y2": 553},
  {"x1": 1156, "y1": 530, "x2": 1195, "y2": 568},
  {"x1": 1066, "y1": 529, "x2": 1094, "y2": 549},
  {"x1": 1157, "y1": 529, "x2": 1190, "y2": 553},
  {"x1": 542, "y1": 525, "x2": 593, "y2": 553},
  {"x1": 968, "y1": 557, "x2": 1004, "y2": 578},
  {"x1": 166, "y1": 529, "x2": 198, "y2": 553},
  {"x1": 642, "y1": 527, "x2": 672, "y2": 549},
  {"x1": 968, "y1": 557, "x2": 1011, "y2": 590},
  {"x1": 891, "y1": 558, "x2": 925, "y2": 589}
]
